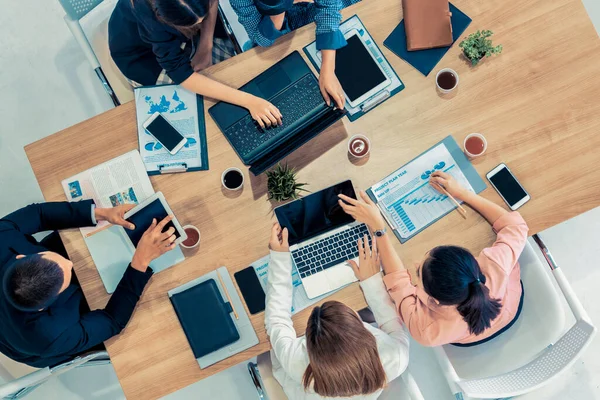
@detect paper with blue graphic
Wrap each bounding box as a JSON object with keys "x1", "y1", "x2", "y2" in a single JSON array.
[
  {"x1": 371, "y1": 143, "x2": 474, "y2": 240},
  {"x1": 135, "y1": 85, "x2": 204, "y2": 173}
]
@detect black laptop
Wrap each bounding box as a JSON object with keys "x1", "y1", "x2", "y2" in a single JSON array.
[{"x1": 208, "y1": 51, "x2": 346, "y2": 175}]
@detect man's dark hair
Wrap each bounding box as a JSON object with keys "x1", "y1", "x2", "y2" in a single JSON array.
[{"x1": 4, "y1": 254, "x2": 64, "y2": 311}]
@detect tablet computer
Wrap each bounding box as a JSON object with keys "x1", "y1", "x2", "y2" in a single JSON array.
[
  {"x1": 123, "y1": 192, "x2": 187, "y2": 246},
  {"x1": 334, "y1": 29, "x2": 392, "y2": 108}
]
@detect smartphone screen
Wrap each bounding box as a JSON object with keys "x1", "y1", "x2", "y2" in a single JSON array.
[
  {"x1": 145, "y1": 114, "x2": 185, "y2": 152},
  {"x1": 489, "y1": 166, "x2": 528, "y2": 208},
  {"x1": 234, "y1": 267, "x2": 266, "y2": 315}
]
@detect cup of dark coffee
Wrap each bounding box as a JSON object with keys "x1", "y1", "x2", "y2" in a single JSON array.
[
  {"x1": 436, "y1": 68, "x2": 459, "y2": 93},
  {"x1": 180, "y1": 225, "x2": 201, "y2": 249},
  {"x1": 221, "y1": 167, "x2": 244, "y2": 191},
  {"x1": 348, "y1": 134, "x2": 371, "y2": 158}
]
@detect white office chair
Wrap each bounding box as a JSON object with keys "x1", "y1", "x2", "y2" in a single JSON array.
[
  {"x1": 433, "y1": 234, "x2": 596, "y2": 400},
  {"x1": 57, "y1": 0, "x2": 134, "y2": 106},
  {"x1": 248, "y1": 351, "x2": 425, "y2": 400},
  {"x1": 0, "y1": 351, "x2": 110, "y2": 399}
]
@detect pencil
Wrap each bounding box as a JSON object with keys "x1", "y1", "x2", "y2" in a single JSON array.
[
  {"x1": 434, "y1": 183, "x2": 468, "y2": 219},
  {"x1": 218, "y1": 271, "x2": 239, "y2": 320},
  {"x1": 85, "y1": 223, "x2": 113, "y2": 238}
]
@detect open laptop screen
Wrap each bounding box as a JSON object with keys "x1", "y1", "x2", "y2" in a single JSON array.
[{"x1": 275, "y1": 180, "x2": 356, "y2": 246}]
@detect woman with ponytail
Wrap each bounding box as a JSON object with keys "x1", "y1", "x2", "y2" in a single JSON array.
[
  {"x1": 338, "y1": 171, "x2": 529, "y2": 346},
  {"x1": 265, "y1": 223, "x2": 409, "y2": 399},
  {"x1": 109, "y1": 0, "x2": 282, "y2": 128}
]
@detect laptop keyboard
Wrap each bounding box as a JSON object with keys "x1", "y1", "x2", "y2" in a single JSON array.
[
  {"x1": 292, "y1": 224, "x2": 371, "y2": 279},
  {"x1": 223, "y1": 74, "x2": 325, "y2": 159}
]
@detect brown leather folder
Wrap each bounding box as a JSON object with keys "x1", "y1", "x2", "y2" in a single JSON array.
[{"x1": 403, "y1": 0, "x2": 453, "y2": 51}]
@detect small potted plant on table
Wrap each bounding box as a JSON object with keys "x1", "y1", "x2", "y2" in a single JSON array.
[
  {"x1": 459, "y1": 30, "x2": 503, "y2": 66},
  {"x1": 267, "y1": 163, "x2": 307, "y2": 202}
]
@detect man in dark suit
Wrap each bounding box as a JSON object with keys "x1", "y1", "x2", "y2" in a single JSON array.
[{"x1": 0, "y1": 200, "x2": 177, "y2": 368}]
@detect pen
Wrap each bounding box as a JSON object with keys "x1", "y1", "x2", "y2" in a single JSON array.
[{"x1": 434, "y1": 183, "x2": 467, "y2": 219}]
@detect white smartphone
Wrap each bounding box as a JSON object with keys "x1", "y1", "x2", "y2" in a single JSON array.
[
  {"x1": 142, "y1": 112, "x2": 186, "y2": 155},
  {"x1": 486, "y1": 163, "x2": 531, "y2": 210}
]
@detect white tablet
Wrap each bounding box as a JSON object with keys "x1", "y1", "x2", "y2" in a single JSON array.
[
  {"x1": 123, "y1": 192, "x2": 188, "y2": 246},
  {"x1": 334, "y1": 29, "x2": 392, "y2": 108}
]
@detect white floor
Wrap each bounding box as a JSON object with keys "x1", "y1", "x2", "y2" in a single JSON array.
[{"x1": 0, "y1": 0, "x2": 599, "y2": 399}]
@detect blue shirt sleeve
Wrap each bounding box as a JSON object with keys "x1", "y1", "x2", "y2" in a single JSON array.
[
  {"x1": 313, "y1": 0, "x2": 346, "y2": 50},
  {"x1": 230, "y1": 0, "x2": 281, "y2": 47},
  {"x1": 257, "y1": 15, "x2": 291, "y2": 41}
]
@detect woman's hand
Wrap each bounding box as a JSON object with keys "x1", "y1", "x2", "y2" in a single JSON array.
[
  {"x1": 429, "y1": 171, "x2": 469, "y2": 200},
  {"x1": 338, "y1": 191, "x2": 386, "y2": 230},
  {"x1": 95, "y1": 204, "x2": 136, "y2": 230},
  {"x1": 243, "y1": 95, "x2": 283, "y2": 129},
  {"x1": 348, "y1": 235, "x2": 380, "y2": 281},
  {"x1": 269, "y1": 223, "x2": 289, "y2": 252},
  {"x1": 131, "y1": 216, "x2": 177, "y2": 272},
  {"x1": 319, "y1": 50, "x2": 345, "y2": 109}
]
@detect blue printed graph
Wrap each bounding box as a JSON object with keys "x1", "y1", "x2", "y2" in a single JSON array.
[{"x1": 144, "y1": 90, "x2": 188, "y2": 115}]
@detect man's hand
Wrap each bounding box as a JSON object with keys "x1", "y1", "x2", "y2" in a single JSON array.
[
  {"x1": 319, "y1": 50, "x2": 345, "y2": 109},
  {"x1": 430, "y1": 171, "x2": 469, "y2": 200},
  {"x1": 95, "y1": 204, "x2": 135, "y2": 230},
  {"x1": 131, "y1": 216, "x2": 177, "y2": 272},
  {"x1": 348, "y1": 235, "x2": 380, "y2": 281},
  {"x1": 269, "y1": 223, "x2": 289, "y2": 252},
  {"x1": 338, "y1": 191, "x2": 386, "y2": 231}
]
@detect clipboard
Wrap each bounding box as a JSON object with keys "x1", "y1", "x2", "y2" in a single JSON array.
[
  {"x1": 303, "y1": 15, "x2": 405, "y2": 122},
  {"x1": 365, "y1": 136, "x2": 486, "y2": 243},
  {"x1": 134, "y1": 84, "x2": 209, "y2": 175}
]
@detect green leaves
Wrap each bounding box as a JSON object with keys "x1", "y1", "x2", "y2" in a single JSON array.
[
  {"x1": 459, "y1": 30, "x2": 502, "y2": 66},
  {"x1": 266, "y1": 163, "x2": 308, "y2": 202}
]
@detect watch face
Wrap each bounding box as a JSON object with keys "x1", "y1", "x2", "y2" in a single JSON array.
[{"x1": 375, "y1": 230, "x2": 384, "y2": 237}]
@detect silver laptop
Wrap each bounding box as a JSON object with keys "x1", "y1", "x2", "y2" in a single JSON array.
[{"x1": 274, "y1": 180, "x2": 371, "y2": 299}]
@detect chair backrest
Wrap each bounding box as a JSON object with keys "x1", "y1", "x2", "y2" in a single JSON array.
[
  {"x1": 58, "y1": 0, "x2": 104, "y2": 20},
  {"x1": 458, "y1": 319, "x2": 596, "y2": 399},
  {"x1": 442, "y1": 240, "x2": 566, "y2": 379}
]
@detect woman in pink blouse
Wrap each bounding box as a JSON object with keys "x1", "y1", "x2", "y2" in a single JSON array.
[{"x1": 338, "y1": 171, "x2": 529, "y2": 347}]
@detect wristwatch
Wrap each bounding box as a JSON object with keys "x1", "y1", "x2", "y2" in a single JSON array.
[{"x1": 373, "y1": 227, "x2": 387, "y2": 237}]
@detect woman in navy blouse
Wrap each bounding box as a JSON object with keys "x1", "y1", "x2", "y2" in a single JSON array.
[{"x1": 109, "y1": 0, "x2": 282, "y2": 128}]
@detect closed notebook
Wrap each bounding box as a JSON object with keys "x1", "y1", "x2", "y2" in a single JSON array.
[
  {"x1": 403, "y1": 0, "x2": 453, "y2": 51},
  {"x1": 170, "y1": 279, "x2": 240, "y2": 358}
]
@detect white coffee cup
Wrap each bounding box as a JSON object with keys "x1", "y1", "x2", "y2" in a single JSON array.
[
  {"x1": 463, "y1": 133, "x2": 488, "y2": 158},
  {"x1": 180, "y1": 225, "x2": 201, "y2": 249},
  {"x1": 348, "y1": 134, "x2": 371, "y2": 159},
  {"x1": 436, "y1": 68, "x2": 460, "y2": 93},
  {"x1": 221, "y1": 167, "x2": 244, "y2": 191}
]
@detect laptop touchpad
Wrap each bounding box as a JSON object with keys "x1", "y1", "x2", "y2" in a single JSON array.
[{"x1": 257, "y1": 65, "x2": 291, "y2": 98}]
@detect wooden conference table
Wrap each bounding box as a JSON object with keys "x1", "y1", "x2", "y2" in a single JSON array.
[{"x1": 25, "y1": 0, "x2": 600, "y2": 397}]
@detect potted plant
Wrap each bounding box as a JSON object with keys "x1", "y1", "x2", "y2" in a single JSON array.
[
  {"x1": 266, "y1": 163, "x2": 308, "y2": 202},
  {"x1": 459, "y1": 30, "x2": 503, "y2": 66}
]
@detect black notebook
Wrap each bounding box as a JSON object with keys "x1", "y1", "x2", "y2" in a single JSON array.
[{"x1": 170, "y1": 279, "x2": 240, "y2": 358}]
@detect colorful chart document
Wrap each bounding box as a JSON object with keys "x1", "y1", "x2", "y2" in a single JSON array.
[{"x1": 367, "y1": 136, "x2": 486, "y2": 243}]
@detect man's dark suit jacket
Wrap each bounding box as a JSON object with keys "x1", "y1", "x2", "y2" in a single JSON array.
[{"x1": 0, "y1": 201, "x2": 153, "y2": 368}]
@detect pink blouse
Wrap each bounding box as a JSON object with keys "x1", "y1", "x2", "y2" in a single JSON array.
[{"x1": 383, "y1": 212, "x2": 529, "y2": 346}]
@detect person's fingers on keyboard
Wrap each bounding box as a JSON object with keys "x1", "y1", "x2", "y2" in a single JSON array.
[
  {"x1": 320, "y1": 86, "x2": 331, "y2": 106},
  {"x1": 270, "y1": 105, "x2": 283, "y2": 126},
  {"x1": 252, "y1": 113, "x2": 266, "y2": 129},
  {"x1": 265, "y1": 111, "x2": 278, "y2": 127}
]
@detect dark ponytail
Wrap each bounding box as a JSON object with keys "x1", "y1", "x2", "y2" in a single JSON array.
[
  {"x1": 422, "y1": 246, "x2": 502, "y2": 336},
  {"x1": 151, "y1": 0, "x2": 210, "y2": 28}
]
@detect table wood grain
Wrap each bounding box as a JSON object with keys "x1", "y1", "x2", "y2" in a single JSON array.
[{"x1": 24, "y1": 0, "x2": 600, "y2": 397}]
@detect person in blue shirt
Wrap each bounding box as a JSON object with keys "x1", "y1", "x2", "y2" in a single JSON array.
[
  {"x1": 109, "y1": 0, "x2": 282, "y2": 129},
  {"x1": 231, "y1": 0, "x2": 360, "y2": 109},
  {"x1": 0, "y1": 200, "x2": 176, "y2": 368}
]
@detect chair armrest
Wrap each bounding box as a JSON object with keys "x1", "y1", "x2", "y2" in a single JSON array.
[
  {"x1": 247, "y1": 362, "x2": 266, "y2": 400},
  {"x1": 532, "y1": 234, "x2": 593, "y2": 324},
  {"x1": 0, "y1": 368, "x2": 51, "y2": 398},
  {"x1": 63, "y1": 15, "x2": 101, "y2": 69}
]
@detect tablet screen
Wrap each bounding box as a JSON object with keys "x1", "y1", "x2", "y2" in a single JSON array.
[
  {"x1": 335, "y1": 34, "x2": 387, "y2": 102},
  {"x1": 125, "y1": 199, "x2": 180, "y2": 247}
]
